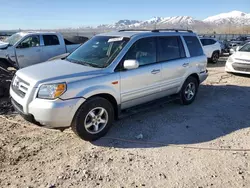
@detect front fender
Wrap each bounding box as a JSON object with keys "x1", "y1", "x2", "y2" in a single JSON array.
[
  {"x1": 61, "y1": 84, "x2": 120, "y2": 105},
  {"x1": 80, "y1": 85, "x2": 120, "y2": 104}
]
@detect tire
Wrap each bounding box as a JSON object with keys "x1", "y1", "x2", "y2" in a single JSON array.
[
  {"x1": 210, "y1": 51, "x2": 219, "y2": 64},
  {"x1": 179, "y1": 76, "x2": 199, "y2": 105},
  {"x1": 72, "y1": 97, "x2": 114, "y2": 141}
]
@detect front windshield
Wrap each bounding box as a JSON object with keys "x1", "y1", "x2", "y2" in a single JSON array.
[
  {"x1": 4, "y1": 33, "x2": 23, "y2": 46},
  {"x1": 239, "y1": 43, "x2": 250, "y2": 52},
  {"x1": 66, "y1": 36, "x2": 130, "y2": 68}
]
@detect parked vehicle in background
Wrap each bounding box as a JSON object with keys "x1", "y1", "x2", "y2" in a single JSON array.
[
  {"x1": 200, "y1": 37, "x2": 221, "y2": 63},
  {"x1": 230, "y1": 36, "x2": 250, "y2": 45},
  {"x1": 10, "y1": 29, "x2": 208, "y2": 141},
  {"x1": 0, "y1": 32, "x2": 87, "y2": 70},
  {"x1": 219, "y1": 40, "x2": 230, "y2": 53},
  {"x1": 225, "y1": 42, "x2": 250, "y2": 74},
  {"x1": 228, "y1": 36, "x2": 250, "y2": 55}
]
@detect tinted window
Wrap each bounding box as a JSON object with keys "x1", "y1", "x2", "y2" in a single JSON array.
[
  {"x1": 43, "y1": 35, "x2": 59, "y2": 46},
  {"x1": 158, "y1": 36, "x2": 185, "y2": 61},
  {"x1": 200, "y1": 39, "x2": 216, "y2": 46},
  {"x1": 184, "y1": 36, "x2": 203, "y2": 57},
  {"x1": 125, "y1": 37, "x2": 156, "y2": 66},
  {"x1": 200, "y1": 39, "x2": 206, "y2": 46},
  {"x1": 208, "y1": 39, "x2": 216, "y2": 45}
]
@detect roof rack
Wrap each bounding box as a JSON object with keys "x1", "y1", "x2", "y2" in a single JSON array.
[
  {"x1": 118, "y1": 29, "x2": 193, "y2": 33},
  {"x1": 118, "y1": 29, "x2": 151, "y2": 32},
  {"x1": 152, "y1": 29, "x2": 193, "y2": 33}
]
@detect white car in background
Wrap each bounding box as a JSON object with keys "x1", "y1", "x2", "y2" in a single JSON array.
[
  {"x1": 200, "y1": 37, "x2": 221, "y2": 63},
  {"x1": 225, "y1": 42, "x2": 250, "y2": 74}
]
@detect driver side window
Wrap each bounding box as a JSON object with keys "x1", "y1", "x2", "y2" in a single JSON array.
[
  {"x1": 19, "y1": 35, "x2": 40, "y2": 48},
  {"x1": 124, "y1": 37, "x2": 156, "y2": 66}
]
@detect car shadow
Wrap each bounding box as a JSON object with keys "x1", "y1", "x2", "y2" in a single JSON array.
[
  {"x1": 207, "y1": 57, "x2": 228, "y2": 68},
  {"x1": 93, "y1": 84, "x2": 250, "y2": 148},
  {"x1": 231, "y1": 73, "x2": 250, "y2": 78}
]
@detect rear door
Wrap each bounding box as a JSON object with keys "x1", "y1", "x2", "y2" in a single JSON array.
[
  {"x1": 41, "y1": 34, "x2": 65, "y2": 62},
  {"x1": 158, "y1": 36, "x2": 187, "y2": 93},
  {"x1": 15, "y1": 35, "x2": 42, "y2": 68},
  {"x1": 119, "y1": 37, "x2": 162, "y2": 109}
]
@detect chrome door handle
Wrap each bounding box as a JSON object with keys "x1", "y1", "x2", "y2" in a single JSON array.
[
  {"x1": 182, "y1": 63, "x2": 189, "y2": 67},
  {"x1": 151, "y1": 69, "x2": 160, "y2": 74}
]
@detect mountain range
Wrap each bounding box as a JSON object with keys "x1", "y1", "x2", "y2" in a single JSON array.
[{"x1": 97, "y1": 11, "x2": 250, "y2": 31}]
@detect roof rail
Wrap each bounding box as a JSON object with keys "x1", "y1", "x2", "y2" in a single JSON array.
[
  {"x1": 118, "y1": 29, "x2": 152, "y2": 32},
  {"x1": 152, "y1": 29, "x2": 193, "y2": 33},
  {"x1": 118, "y1": 29, "x2": 193, "y2": 33}
]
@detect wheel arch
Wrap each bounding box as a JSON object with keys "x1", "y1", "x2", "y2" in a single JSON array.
[{"x1": 86, "y1": 93, "x2": 119, "y2": 120}]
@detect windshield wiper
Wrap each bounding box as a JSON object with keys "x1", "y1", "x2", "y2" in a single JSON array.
[{"x1": 66, "y1": 58, "x2": 103, "y2": 68}]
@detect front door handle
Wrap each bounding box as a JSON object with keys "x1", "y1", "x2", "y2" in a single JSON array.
[
  {"x1": 182, "y1": 63, "x2": 189, "y2": 67},
  {"x1": 151, "y1": 69, "x2": 160, "y2": 74}
]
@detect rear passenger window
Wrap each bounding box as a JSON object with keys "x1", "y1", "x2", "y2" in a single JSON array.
[
  {"x1": 43, "y1": 35, "x2": 59, "y2": 46},
  {"x1": 184, "y1": 36, "x2": 203, "y2": 57},
  {"x1": 208, "y1": 39, "x2": 216, "y2": 45},
  {"x1": 158, "y1": 36, "x2": 185, "y2": 62}
]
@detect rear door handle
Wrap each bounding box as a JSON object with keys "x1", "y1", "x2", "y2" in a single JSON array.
[
  {"x1": 182, "y1": 63, "x2": 189, "y2": 67},
  {"x1": 151, "y1": 69, "x2": 160, "y2": 74}
]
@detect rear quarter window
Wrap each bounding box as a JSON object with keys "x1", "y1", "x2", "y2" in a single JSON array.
[{"x1": 184, "y1": 36, "x2": 203, "y2": 57}]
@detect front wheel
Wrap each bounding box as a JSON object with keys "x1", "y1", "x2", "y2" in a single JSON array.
[
  {"x1": 179, "y1": 76, "x2": 198, "y2": 105},
  {"x1": 72, "y1": 97, "x2": 114, "y2": 141}
]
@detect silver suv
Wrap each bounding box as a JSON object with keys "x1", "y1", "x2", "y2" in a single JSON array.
[{"x1": 10, "y1": 29, "x2": 208, "y2": 141}]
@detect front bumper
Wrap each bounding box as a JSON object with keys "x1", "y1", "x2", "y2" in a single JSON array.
[
  {"x1": 10, "y1": 87, "x2": 86, "y2": 128},
  {"x1": 199, "y1": 69, "x2": 208, "y2": 83},
  {"x1": 225, "y1": 61, "x2": 250, "y2": 75}
]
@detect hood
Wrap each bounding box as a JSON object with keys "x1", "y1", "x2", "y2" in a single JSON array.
[
  {"x1": 233, "y1": 51, "x2": 250, "y2": 62},
  {"x1": 16, "y1": 59, "x2": 105, "y2": 87},
  {"x1": 0, "y1": 41, "x2": 9, "y2": 49}
]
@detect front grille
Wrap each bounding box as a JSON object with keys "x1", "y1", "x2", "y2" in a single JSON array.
[
  {"x1": 11, "y1": 76, "x2": 30, "y2": 98},
  {"x1": 232, "y1": 63, "x2": 250, "y2": 72},
  {"x1": 235, "y1": 58, "x2": 250, "y2": 63}
]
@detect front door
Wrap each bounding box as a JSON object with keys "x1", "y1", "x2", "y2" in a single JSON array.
[
  {"x1": 119, "y1": 37, "x2": 162, "y2": 109},
  {"x1": 15, "y1": 35, "x2": 42, "y2": 68}
]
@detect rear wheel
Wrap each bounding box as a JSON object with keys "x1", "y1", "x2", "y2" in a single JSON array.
[
  {"x1": 72, "y1": 97, "x2": 114, "y2": 141},
  {"x1": 210, "y1": 52, "x2": 219, "y2": 64},
  {"x1": 179, "y1": 76, "x2": 198, "y2": 105}
]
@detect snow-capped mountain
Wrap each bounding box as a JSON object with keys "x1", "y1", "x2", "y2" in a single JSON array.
[
  {"x1": 203, "y1": 10, "x2": 250, "y2": 25},
  {"x1": 98, "y1": 10, "x2": 250, "y2": 30}
]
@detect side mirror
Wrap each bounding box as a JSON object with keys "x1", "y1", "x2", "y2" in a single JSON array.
[{"x1": 123, "y1": 60, "x2": 139, "y2": 70}]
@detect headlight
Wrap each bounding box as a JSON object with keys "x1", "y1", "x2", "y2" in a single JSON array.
[
  {"x1": 227, "y1": 56, "x2": 234, "y2": 64},
  {"x1": 38, "y1": 83, "x2": 67, "y2": 99}
]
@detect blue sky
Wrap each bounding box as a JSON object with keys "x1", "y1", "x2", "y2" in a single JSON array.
[{"x1": 0, "y1": 0, "x2": 249, "y2": 29}]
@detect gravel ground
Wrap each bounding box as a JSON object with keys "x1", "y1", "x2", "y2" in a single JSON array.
[{"x1": 1, "y1": 57, "x2": 250, "y2": 188}]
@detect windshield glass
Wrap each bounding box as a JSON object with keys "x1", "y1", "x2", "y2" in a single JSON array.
[
  {"x1": 239, "y1": 43, "x2": 250, "y2": 52},
  {"x1": 4, "y1": 33, "x2": 23, "y2": 46},
  {"x1": 66, "y1": 36, "x2": 130, "y2": 68}
]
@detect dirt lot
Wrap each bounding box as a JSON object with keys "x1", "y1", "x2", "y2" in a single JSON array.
[{"x1": 1, "y1": 57, "x2": 250, "y2": 188}]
